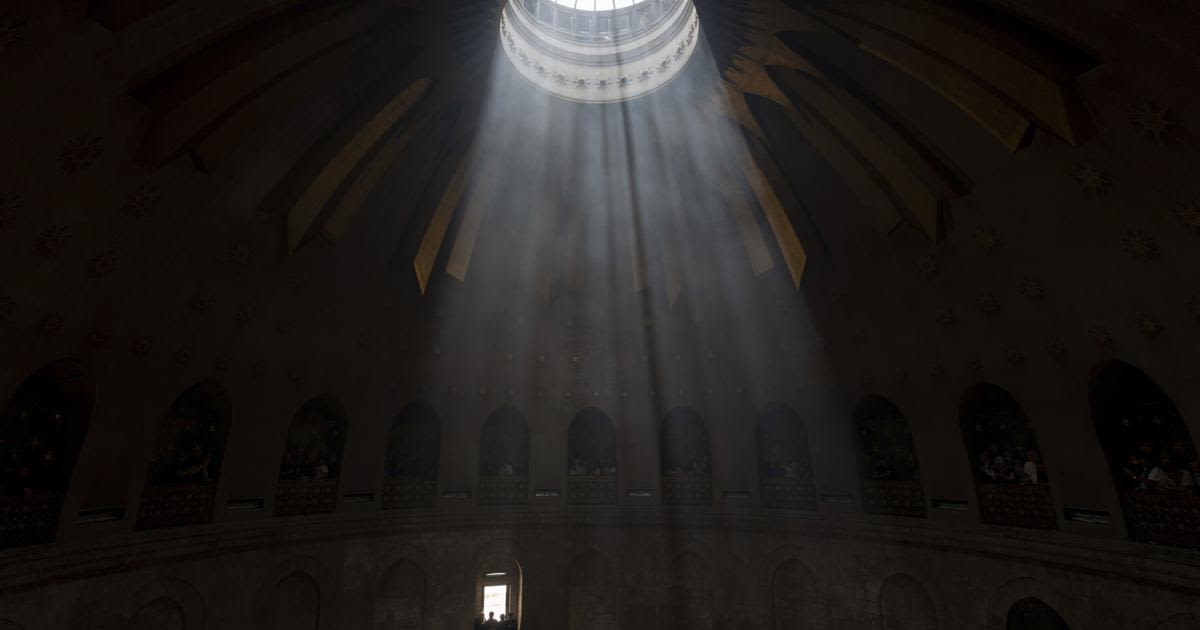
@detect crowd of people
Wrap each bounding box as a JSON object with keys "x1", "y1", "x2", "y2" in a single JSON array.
[
  {"x1": 474, "y1": 611, "x2": 519, "y2": 630},
  {"x1": 0, "y1": 430, "x2": 62, "y2": 497},
  {"x1": 1120, "y1": 440, "x2": 1200, "y2": 495},
  {"x1": 975, "y1": 448, "x2": 1047, "y2": 485}
]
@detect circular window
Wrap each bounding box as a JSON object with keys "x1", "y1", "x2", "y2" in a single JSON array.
[{"x1": 501, "y1": 0, "x2": 700, "y2": 103}]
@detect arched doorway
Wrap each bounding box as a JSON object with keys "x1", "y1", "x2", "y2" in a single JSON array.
[
  {"x1": 756, "y1": 403, "x2": 816, "y2": 510},
  {"x1": 260, "y1": 572, "x2": 320, "y2": 630},
  {"x1": 855, "y1": 396, "x2": 925, "y2": 517},
  {"x1": 569, "y1": 550, "x2": 616, "y2": 630},
  {"x1": 275, "y1": 395, "x2": 347, "y2": 516},
  {"x1": 567, "y1": 407, "x2": 617, "y2": 505},
  {"x1": 668, "y1": 553, "x2": 714, "y2": 630},
  {"x1": 476, "y1": 556, "x2": 523, "y2": 628},
  {"x1": 660, "y1": 408, "x2": 712, "y2": 505},
  {"x1": 136, "y1": 381, "x2": 232, "y2": 529},
  {"x1": 1006, "y1": 597, "x2": 1068, "y2": 630},
  {"x1": 375, "y1": 560, "x2": 425, "y2": 630},
  {"x1": 879, "y1": 573, "x2": 937, "y2": 630},
  {"x1": 771, "y1": 558, "x2": 821, "y2": 630},
  {"x1": 478, "y1": 406, "x2": 530, "y2": 505},
  {"x1": 129, "y1": 597, "x2": 186, "y2": 630},
  {"x1": 382, "y1": 402, "x2": 440, "y2": 509},
  {"x1": 1089, "y1": 361, "x2": 1199, "y2": 548},
  {"x1": 0, "y1": 359, "x2": 93, "y2": 548},
  {"x1": 960, "y1": 384, "x2": 1056, "y2": 530}
]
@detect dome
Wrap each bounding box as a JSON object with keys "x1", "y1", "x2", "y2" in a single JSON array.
[{"x1": 501, "y1": 0, "x2": 699, "y2": 102}]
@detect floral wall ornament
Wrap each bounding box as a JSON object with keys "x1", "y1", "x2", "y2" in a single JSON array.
[
  {"x1": 916, "y1": 254, "x2": 941, "y2": 277},
  {"x1": 1137, "y1": 313, "x2": 1165, "y2": 337},
  {"x1": 1019, "y1": 278, "x2": 1047, "y2": 302},
  {"x1": 0, "y1": 192, "x2": 24, "y2": 230},
  {"x1": 131, "y1": 336, "x2": 153, "y2": 356},
  {"x1": 976, "y1": 293, "x2": 1002, "y2": 317},
  {"x1": 1005, "y1": 350, "x2": 1026, "y2": 367},
  {"x1": 929, "y1": 365, "x2": 945, "y2": 378},
  {"x1": 38, "y1": 312, "x2": 64, "y2": 336},
  {"x1": 87, "y1": 326, "x2": 110, "y2": 348},
  {"x1": 967, "y1": 357, "x2": 984, "y2": 374},
  {"x1": 0, "y1": 14, "x2": 26, "y2": 51},
  {"x1": 892, "y1": 368, "x2": 909, "y2": 384},
  {"x1": 87, "y1": 250, "x2": 119, "y2": 278},
  {"x1": 233, "y1": 304, "x2": 254, "y2": 324},
  {"x1": 173, "y1": 344, "x2": 194, "y2": 365},
  {"x1": 58, "y1": 135, "x2": 103, "y2": 174},
  {"x1": 1130, "y1": 102, "x2": 1176, "y2": 141},
  {"x1": 936, "y1": 308, "x2": 956, "y2": 327},
  {"x1": 34, "y1": 224, "x2": 70, "y2": 257},
  {"x1": 0, "y1": 295, "x2": 13, "y2": 320},
  {"x1": 123, "y1": 185, "x2": 160, "y2": 218},
  {"x1": 1073, "y1": 163, "x2": 1113, "y2": 194},
  {"x1": 974, "y1": 226, "x2": 1004, "y2": 252},
  {"x1": 1174, "y1": 202, "x2": 1200, "y2": 233},
  {"x1": 189, "y1": 288, "x2": 215, "y2": 313},
  {"x1": 1089, "y1": 325, "x2": 1114, "y2": 348},
  {"x1": 1044, "y1": 339, "x2": 1068, "y2": 359},
  {"x1": 1121, "y1": 229, "x2": 1159, "y2": 261}
]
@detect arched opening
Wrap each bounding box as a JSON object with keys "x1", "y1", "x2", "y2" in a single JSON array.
[
  {"x1": 0, "y1": 359, "x2": 93, "y2": 548},
  {"x1": 376, "y1": 560, "x2": 425, "y2": 630},
  {"x1": 960, "y1": 384, "x2": 1056, "y2": 530},
  {"x1": 129, "y1": 597, "x2": 186, "y2": 630},
  {"x1": 879, "y1": 573, "x2": 937, "y2": 630},
  {"x1": 771, "y1": 558, "x2": 821, "y2": 630},
  {"x1": 567, "y1": 407, "x2": 617, "y2": 505},
  {"x1": 1006, "y1": 597, "x2": 1068, "y2": 630},
  {"x1": 275, "y1": 395, "x2": 347, "y2": 516},
  {"x1": 383, "y1": 401, "x2": 440, "y2": 509},
  {"x1": 136, "y1": 381, "x2": 232, "y2": 530},
  {"x1": 660, "y1": 407, "x2": 712, "y2": 505},
  {"x1": 855, "y1": 396, "x2": 925, "y2": 517},
  {"x1": 668, "y1": 553, "x2": 714, "y2": 630},
  {"x1": 475, "y1": 557, "x2": 523, "y2": 628},
  {"x1": 756, "y1": 403, "x2": 815, "y2": 510},
  {"x1": 1089, "y1": 361, "x2": 1199, "y2": 548},
  {"x1": 569, "y1": 550, "x2": 616, "y2": 630},
  {"x1": 478, "y1": 406, "x2": 530, "y2": 505},
  {"x1": 260, "y1": 572, "x2": 320, "y2": 630}
]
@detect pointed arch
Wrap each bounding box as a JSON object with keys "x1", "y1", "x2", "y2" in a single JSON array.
[
  {"x1": 260, "y1": 571, "x2": 320, "y2": 630},
  {"x1": 1089, "y1": 360, "x2": 1199, "y2": 549},
  {"x1": 960, "y1": 383, "x2": 1055, "y2": 530},
  {"x1": 1006, "y1": 597, "x2": 1068, "y2": 630},
  {"x1": 478, "y1": 406, "x2": 530, "y2": 505},
  {"x1": 136, "y1": 381, "x2": 232, "y2": 530},
  {"x1": 879, "y1": 573, "x2": 938, "y2": 630},
  {"x1": 854, "y1": 396, "x2": 925, "y2": 517},
  {"x1": 771, "y1": 558, "x2": 821, "y2": 630},
  {"x1": 567, "y1": 407, "x2": 617, "y2": 505},
  {"x1": 0, "y1": 359, "x2": 93, "y2": 548},
  {"x1": 668, "y1": 552, "x2": 714, "y2": 630},
  {"x1": 756, "y1": 402, "x2": 815, "y2": 510},
  {"x1": 383, "y1": 401, "x2": 440, "y2": 509},
  {"x1": 660, "y1": 407, "x2": 712, "y2": 505},
  {"x1": 569, "y1": 549, "x2": 616, "y2": 630},
  {"x1": 376, "y1": 559, "x2": 425, "y2": 630},
  {"x1": 275, "y1": 394, "x2": 347, "y2": 516},
  {"x1": 130, "y1": 597, "x2": 187, "y2": 630}
]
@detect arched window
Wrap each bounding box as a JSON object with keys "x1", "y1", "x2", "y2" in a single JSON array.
[
  {"x1": 260, "y1": 572, "x2": 320, "y2": 630},
  {"x1": 567, "y1": 407, "x2": 617, "y2": 505},
  {"x1": 660, "y1": 407, "x2": 712, "y2": 505},
  {"x1": 771, "y1": 559, "x2": 821, "y2": 630},
  {"x1": 1089, "y1": 361, "x2": 1199, "y2": 549},
  {"x1": 756, "y1": 403, "x2": 815, "y2": 510},
  {"x1": 130, "y1": 597, "x2": 186, "y2": 630},
  {"x1": 1006, "y1": 597, "x2": 1068, "y2": 630},
  {"x1": 855, "y1": 396, "x2": 925, "y2": 517},
  {"x1": 0, "y1": 359, "x2": 93, "y2": 548},
  {"x1": 275, "y1": 395, "x2": 347, "y2": 516},
  {"x1": 478, "y1": 406, "x2": 530, "y2": 505},
  {"x1": 879, "y1": 573, "x2": 937, "y2": 630},
  {"x1": 376, "y1": 560, "x2": 425, "y2": 630},
  {"x1": 569, "y1": 550, "x2": 616, "y2": 630},
  {"x1": 668, "y1": 553, "x2": 714, "y2": 630},
  {"x1": 383, "y1": 402, "x2": 440, "y2": 509},
  {"x1": 136, "y1": 381, "x2": 232, "y2": 530},
  {"x1": 960, "y1": 384, "x2": 1055, "y2": 530}
]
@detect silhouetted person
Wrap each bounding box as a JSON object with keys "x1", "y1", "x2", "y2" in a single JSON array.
[
  {"x1": 505, "y1": 612, "x2": 518, "y2": 629},
  {"x1": 474, "y1": 613, "x2": 485, "y2": 630},
  {"x1": 485, "y1": 612, "x2": 498, "y2": 630}
]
